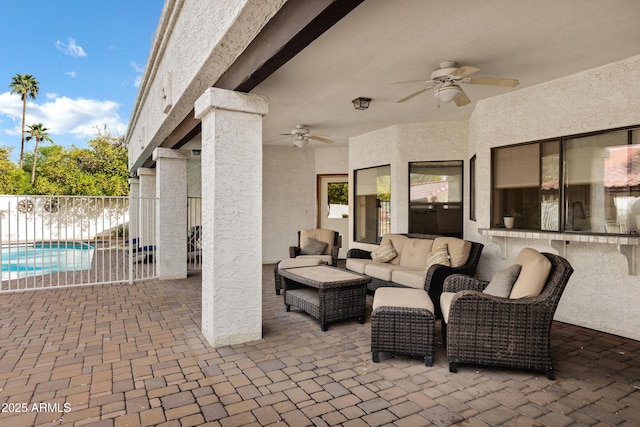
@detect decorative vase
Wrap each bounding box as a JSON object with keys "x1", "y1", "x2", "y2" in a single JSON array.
[{"x1": 504, "y1": 216, "x2": 515, "y2": 229}]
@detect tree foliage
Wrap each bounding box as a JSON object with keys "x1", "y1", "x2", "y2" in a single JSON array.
[
  {"x1": 8, "y1": 74, "x2": 39, "y2": 168},
  {"x1": 1, "y1": 128, "x2": 130, "y2": 196}
]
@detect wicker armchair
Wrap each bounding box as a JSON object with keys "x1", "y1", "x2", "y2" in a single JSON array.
[
  {"x1": 442, "y1": 252, "x2": 573, "y2": 380},
  {"x1": 289, "y1": 229, "x2": 340, "y2": 267}
]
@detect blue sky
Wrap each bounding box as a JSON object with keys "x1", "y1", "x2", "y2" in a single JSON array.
[{"x1": 0, "y1": 1, "x2": 164, "y2": 162}]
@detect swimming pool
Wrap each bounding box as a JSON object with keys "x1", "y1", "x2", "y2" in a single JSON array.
[{"x1": 1, "y1": 242, "x2": 95, "y2": 280}]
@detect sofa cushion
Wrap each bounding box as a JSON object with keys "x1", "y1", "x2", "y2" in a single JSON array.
[
  {"x1": 371, "y1": 240, "x2": 398, "y2": 263},
  {"x1": 484, "y1": 264, "x2": 522, "y2": 297},
  {"x1": 379, "y1": 234, "x2": 408, "y2": 265},
  {"x1": 440, "y1": 291, "x2": 455, "y2": 323},
  {"x1": 424, "y1": 244, "x2": 450, "y2": 271},
  {"x1": 300, "y1": 229, "x2": 335, "y2": 255},
  {"x1": 433, "y1": 237, "x2": 472, "y2": 268},
  {"x1": 373, "y1": 287, "x2": 434, "y2": 312},
  {"x1": 364, "y1": 262, "x2": 412, "y2": 282},
  {"x1": 509, "y1": 248, "x2": 552, "y2": 299},
  {"x1": 398, "y1": 238, "x2": 434, "y2": 269},
  {"x1": 300, "y1": 238, "x2": 328, "y2": 255},
  {"x1": 391, "y1": 269, "x2": 427, "y2": 289},
  {"x1": 345, "y1": 257, "x2": 372, "y2": 274},
  {"x1": 279, "y1": 258, "x2": 325, "y2": 270}
]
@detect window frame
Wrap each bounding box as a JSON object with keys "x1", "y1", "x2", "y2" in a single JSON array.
[
  {"x1": 490, "y1": 124, "x2": 640, "y2": 234},
  {"x1": 353, "y1": 164, "x2": 391, "y2": 244}
]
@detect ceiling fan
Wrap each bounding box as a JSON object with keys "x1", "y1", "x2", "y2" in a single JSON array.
[
  {"x1": 395, "y1": 61, "x2": 519, "y2": 107},
  {"x1": 271, "y1": 125, "x2": 334, "y2": 148}
]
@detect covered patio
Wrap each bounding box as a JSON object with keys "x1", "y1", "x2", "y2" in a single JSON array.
[{"x1": 1, "y1": 267, "x2": 639, "y2": 426}]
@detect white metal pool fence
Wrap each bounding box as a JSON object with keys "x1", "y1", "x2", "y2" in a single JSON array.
[{"x1": 0, "y1": 196, "x2": 161, "y2": 291}]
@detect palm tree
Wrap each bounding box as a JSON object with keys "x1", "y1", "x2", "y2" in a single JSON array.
[
  {"x1": 26, "y1": 123, "x2": 54, "y2": 184},
  {"x1": 9, "y1": 74, "x2": 40, "y2": 168}
]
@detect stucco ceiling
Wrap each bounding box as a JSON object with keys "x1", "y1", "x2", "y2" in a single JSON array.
[{"x1": 255, "y1": 0, "x2": 640, "y2": 148}]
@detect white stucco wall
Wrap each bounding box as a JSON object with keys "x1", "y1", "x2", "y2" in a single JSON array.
[
  {"x1": 348, "y1": 122, "x2": 468, "y2": 252},
  {"x1": 127, "y1": 0, "x2": 285, "y2": 172},
  {"x1": 468, "y1": 55, "x2": 640, "y2": 340}
]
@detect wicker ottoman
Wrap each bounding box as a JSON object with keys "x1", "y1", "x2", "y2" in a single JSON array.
[
  {"x1": 371, "y1": 287, "x2": 435, "y2": 366},
  {"x1": 274, "y1": 258, "x2": 326, "y2": 294}
]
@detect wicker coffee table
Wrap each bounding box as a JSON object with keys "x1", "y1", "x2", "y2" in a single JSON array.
[{"x1": 280, "y1": 265, "x2": 370, "y2": 331}]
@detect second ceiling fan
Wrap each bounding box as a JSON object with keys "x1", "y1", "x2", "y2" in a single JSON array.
[{"x1": 395, "y1": 61, "x2": 519, "y2": 107}]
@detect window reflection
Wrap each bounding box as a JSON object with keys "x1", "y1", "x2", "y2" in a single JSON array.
[{"x1": 354, "y1": 165, "x2": 390, "y2": 244}]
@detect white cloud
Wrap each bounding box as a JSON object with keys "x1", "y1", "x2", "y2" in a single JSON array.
[
  {"x1": 0, "y1": 91, "x2": 126, "y2": 143},
  {"x1": 66, "y1": 71, "x2": 77, "y2": 78},
  {"x1": 55, "y1": 37, "x2": 87, "y2": 58},
  {"x1": 130, "y1": 61, "x2": 145, "y2": 88}
]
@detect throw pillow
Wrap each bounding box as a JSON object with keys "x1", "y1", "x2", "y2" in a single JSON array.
[
  {"x1": 300, "y1": 238, "x2": 328, "y2": 255},
  {"x1": 509, "y1": 248, "x2": 552, "y2": 299},
  {"x1": 424, "y1": 244, "x2": 450, "y2": 271},
  {"x1": 371, "y1": 241, "x2": 397, "y2": 263},
  {"x1": 483, "y1": 264, "x2": 522, "y2": 298}
]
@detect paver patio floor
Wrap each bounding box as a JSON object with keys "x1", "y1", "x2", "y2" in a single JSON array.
[{"x1": 0, "y1": 265, "x2": 639, "y2": 426}]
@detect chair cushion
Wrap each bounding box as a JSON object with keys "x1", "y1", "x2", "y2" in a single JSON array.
[
  {"x1": 371, "y1": 240, "x2": 398, "y2": 263},
  {"x1": 300, "y1": 238, "x2": 328, "y2": 255},
  {"x1": 345, "y1": 257, "x2": 372, "y2": 274},
  {"x1": 300, "y1": 229, "x2": 335, "y2": 255},
  {"x1": 483, "y1": 264, "x2": 522, "y2": 298},
  {"x1": 278, "y1": 258, "x2": 325, "y2": 270},
  {"x1": 424, "y1": 244, "x2": 450, "y2": 271},
  {"x1": 509, "y1": 248, "x2": 552, "y2": 299},
  {"x1": 391, "y1": 269, "x2": 427, "y2": 289},
  {"x1": 296, "y1": 254, "x2": 333, "y2": 264},
  {"x1": 433, "y1": 237, "x2": 472, "y2": 268},
  {"x1": 398, "y1": 238, "x2": 434, "y2": 269},
  {"x1": 373, "y1": 287, "x2": 434, "y2": 312},
  {"x1": 379, "y1": 234, "x2": 408, "y2": 265},
  {"x1": 439, "y1": 291, "x2": 455, "y2": 323}
]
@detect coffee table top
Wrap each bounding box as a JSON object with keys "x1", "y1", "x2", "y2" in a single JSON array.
[{"x1": 279, "y1": 265, "x2": 370, "y2": 289}]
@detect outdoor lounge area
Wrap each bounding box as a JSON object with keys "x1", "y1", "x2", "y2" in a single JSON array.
[{"x1": 0, "y1": 265, "x2": 639, "y2": 426}]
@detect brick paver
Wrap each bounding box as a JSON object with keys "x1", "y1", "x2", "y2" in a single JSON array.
[{"x1": 0, "y1": 264, "x2": 639, "y2": 426}]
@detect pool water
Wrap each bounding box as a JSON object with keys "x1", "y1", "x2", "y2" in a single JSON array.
[{"x1": 1, "y1": 242, "x2": 95, "y2": 280}]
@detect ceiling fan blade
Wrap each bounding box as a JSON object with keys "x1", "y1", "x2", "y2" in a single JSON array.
[
  {"x1": 452, "y1": 66, "x2": 480, "y2": 77},
  {"x1": 454, "y1": 88, "x2": 471, "y2": 106},
  {"x1": 396, "y1": 87, "x2": 433, "y2": 103},
  {"x1": 468, "y1": 76, "x2": 519, "y2": 87},
  {"x1": 265, "y1": 136, "x2": 290, "y2": 143},
  {"x1": 390, "y1": 79, "x2": 433, "y2": 85},
  {"x1": 308, "y1": 134, "x2": 333, "y2": 144}
]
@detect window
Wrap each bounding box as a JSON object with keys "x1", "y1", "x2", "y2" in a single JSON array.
[
  {"x1": 354, "y1": 165, "x2": 390, "y2": 244},
  {"x1": 491, "y1": 126, "x2": 640, "y2": 234},
  {"x1": 470, "y1": 155, "x2": 476, "y2": 221},
  {"x1": 409, "y1": 161, "x2": 463, "y2": 237}
]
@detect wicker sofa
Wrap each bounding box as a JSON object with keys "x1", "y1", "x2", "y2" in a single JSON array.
[{"x1": 346, "y1": 233, "x2": 484, "y2": 318}]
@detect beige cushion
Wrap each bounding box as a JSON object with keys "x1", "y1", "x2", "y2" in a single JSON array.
[
  {"x1": 399, "y1": 238, "x2": 434, "y2": 268},
  {"x1": 484, "y1": 264, "x2": 522, "y2": 298},
  {"x1": 296, "y1": 254, "x2": 333, "y2": 264},
  {"x1": 300, "y1": 238, "x2": 327, "y2": 255},
  {"x1": 509, "y1": 248, "x2": 552, "y2": 299},
  {"x1": 300, "y1": 229, "x2": 335, "y2": 255},
  {"x1": 391, "y1": 269, "x2": 427, "y2": 289},
  {"x1": 440, "y1": 292, "x2": 455, "y2": 323},
  {"x1": 364, "y1": 262, "x2": 411, "y2": 282},
  {"x1": 433, "y1": 237, "x2": 472, "y2": 268},
  {"x1": 371, "y1": 241, "x2": 398, "y2": 263},
  {"x1": 424, "y1": 244, "x2": 451, "y2": 271},
  {"x1": 345, "y1": 257, "x2": 372, "y2": 274},
  {"x1": 278, "y1": 258, "x2": 325, "y2": 270},
  {"x1": 373, "y1": 287, "x2": 434, "y2": 312},
  {"x1": 379, "y1": 234, "x2": 408, "y2": 265}
]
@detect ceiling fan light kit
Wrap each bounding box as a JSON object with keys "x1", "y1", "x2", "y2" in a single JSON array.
[{"x1": 395, "y1": 61, "x2": 519, "y2": 107}]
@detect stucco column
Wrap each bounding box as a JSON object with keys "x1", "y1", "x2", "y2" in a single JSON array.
[
  {"x1": 137, "y1": 168, "x2": 157, "y2": 252},
  {"x1": 195, "y1": 87, "x2": 268, "y2": 347},
  {"x1": 153, "y1": 148, "x2": 190, "y2": 280},
  {"x1": 128, "y1": 178, "x2": 140, "y2": 244}
]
